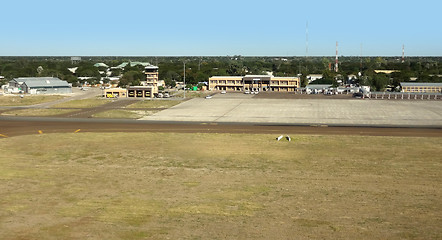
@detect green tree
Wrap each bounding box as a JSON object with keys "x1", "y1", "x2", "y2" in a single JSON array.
[
  {"x1": 118, "y1": 71, "x2": 144, "y2": 87},
  {"x1": 370, "y1": 73, "x2": 389, "y2": 91}
]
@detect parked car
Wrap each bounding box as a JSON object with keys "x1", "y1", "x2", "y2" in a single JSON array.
[
  {"x1": 352, "y1": 92, "x2": 363, "y2": 98},
  {"x1": 221, "y1": 90, "x2": 226, "y2": 94},
  {"x1": 205, "y1": 95, "x2": 213, "y2": 99}
]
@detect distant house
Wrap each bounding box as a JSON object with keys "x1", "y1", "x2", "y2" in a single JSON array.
[
  {"x1": 307, "y1": 74, "x2": 323, "y2": 83},
  {"x1": 400, "y1": 82, "x2": 442, "y2": 93},
  {"x1": 111, "y1": 62, "x2": 152, "y2": 70},
  {"x1": 8, "y1": 77, "x2": 72, "y2": 94},
  {"x1": 305, "y1": 84, "x2": 332, "y2": 94},
  {"x1": 374, "y1": 70, "x2": 400, "y2": 74},
  {"x1": 94, "y1": 63, "x2": 109, "y2": 68}
]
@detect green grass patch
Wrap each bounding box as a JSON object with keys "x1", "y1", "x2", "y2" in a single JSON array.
[
  {"x1": 92, "y1": 109, "x2": 157, "y2": 119},
  {"x1": 51, "y1": 98, "x2": 111, "y2": 108},
  {"x1": 0, "y1": 133, "x2": 441, "y2": 239},
  {"x1": 126, "y1": 99, "x2": 183, "y2": 109},
  {"x1": 0, "y1": 95, "x2": 66, "y2": 106},
  {"x1": 174, "y1": 91, "x2": 211, "y2": 98},
  {"x1": 1, "y1": 108, "x2": 77, "y2": 117}
]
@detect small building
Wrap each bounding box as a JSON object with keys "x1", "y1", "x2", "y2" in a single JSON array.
[
  {"x1": 8, "y1": 77, "x2": 72, "y2": 94},
  {"x1": 400, "y1": 82, "x2": 442, "y2": 93},
  {"x1": 374, "y1": 70, "x2": 400, "y2": 74},
  {"x1": 307, "y1": 74, "x2": 323, "y2": 83},
  {"x1": 305, "y1": 84, "x2": 332, "y2": 94},
  {"x1": 103, "y1": 88, "x2": 127, "y2": 98}
]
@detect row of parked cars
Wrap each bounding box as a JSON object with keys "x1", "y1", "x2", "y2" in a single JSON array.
[{"x1": 244, "y1": 90, "x2": 259, "y2": 95}]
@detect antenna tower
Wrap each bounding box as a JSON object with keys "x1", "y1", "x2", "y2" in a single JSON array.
[
  {"x1": 335, "y1": 41, "x2": 339, "y2": 73},
  {"x1": 402, "y1": 44, "x2": 405, "y2": 63},
  {"x1": 360, "y1": 43, "x2": 363, "y2": 70}
]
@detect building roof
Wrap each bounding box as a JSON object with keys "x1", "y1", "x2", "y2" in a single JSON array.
[
  {"x1": 115, "y1": 62, "x2": 129, "y2": 69},
  {"x1": 400, "y1": 82, "x2": 442, "y2": 87},
  {"x1": 272, "y1": 76, "x2": 299, "y2": 79},
  {"x1": 374, "y1": 70, "x2": 400, "y2": 74},
  {"x1": 130, "y1": 62, "x2": 151, "y2": 67},
  {"x1": 144, "y1": 65, "x2": 159, "y2": 69},
  {"x1": 306, "y1": 84, "x2": 332, "y2": 89},
  {"x1": 14, "y1": 77, "x2": 71, "y2": 88},
  {"x1": 244, "y1": 75, "x2": 273, "y2": 78},
  {"x1": 94, "y1": 63, "x2": 109, "y2": 68},
  {"x1": 209, "y1": 76, "x2": 243, "y2": 79},
  {"x1": 67, "y1": 67, "x2": 78, "y2": 74},
  {"x1": 307, "y1": 74, "x2": 323, "y2": 77}
]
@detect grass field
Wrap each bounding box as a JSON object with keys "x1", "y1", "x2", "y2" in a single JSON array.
[
  {"x1": 0, "y1": 133, "x2": 441, "y2": 239},
  {"x1": 126, "y1": 99, "x2": 183, "y2": 109},
  {"x1": 174, "y1": 91, "x2": 211, "y2": 98},
  {"x1": 51, "y1": 98, "x2": 111, "y2": 108},
  {"x1": 92, "y1": 109, "x2": 157, "y2": 119},
  {"x1": 0, "y1": 95, "x2": 66, "y2": 106},
  {"x1": 0, "y1": 108, "x2": 77, "y2": 117}
]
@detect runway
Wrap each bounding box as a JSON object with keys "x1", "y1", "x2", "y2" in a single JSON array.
[{"x1": 1, "y1": 116, "x2": 441, "y2": 138}]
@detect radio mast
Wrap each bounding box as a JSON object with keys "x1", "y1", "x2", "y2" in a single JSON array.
[{"x1": 335, "y1": 41, "x2": 339, "y2": 73}]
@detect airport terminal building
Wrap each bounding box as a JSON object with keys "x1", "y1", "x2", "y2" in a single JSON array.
[{"x1": 209, "y1": 75, "x2": 300, "y2": 92}]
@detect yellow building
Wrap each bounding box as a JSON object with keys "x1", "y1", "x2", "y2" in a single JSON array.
[
  {"x1": 400, "y1": 82, "x2": 442, "y2": 93},
  {"x1": 209, "y1": 75, "x2": 300, "y2": 92},
  {"x1": 103, "y1": 88, "x2": 127, "y2": 98},
  {"x1": 127, "y1": 86, "x2": 156, "y2": 98}
]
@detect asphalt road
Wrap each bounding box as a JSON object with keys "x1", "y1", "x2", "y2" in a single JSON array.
[{"x1": 1, "y1": 117, "x2": 441, "y2": 138}]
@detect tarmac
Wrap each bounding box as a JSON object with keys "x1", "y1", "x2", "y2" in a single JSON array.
[{"x1": 140, "y1": 93, "x2": 442, "y2": 127}]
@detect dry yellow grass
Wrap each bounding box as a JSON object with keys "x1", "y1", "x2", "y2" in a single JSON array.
[
  {"x1": 92, "y1": 109, "x2": 157, "y2": 119},
  {"x1": 0, "y1": 95, "x2": 66, "y2": 106},
  {"x1": 1, "y1": 108, "x2": 76, "y2": 116},
  {"x1": 51, "y1": 98, "x2": 111, "y2": 108},
  {"x1": 126, "y1": 99, "x2": 182, "y2": 109},
  {"x1": 0, "y1": 133, "x2": 441, "y2": 239}
]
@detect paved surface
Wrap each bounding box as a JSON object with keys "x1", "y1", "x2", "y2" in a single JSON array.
[
  {"x1": 1, "y1": 118, "x2": 441, "y2": 138},
  {"x1": 1, "y1": 90, "x2": 441, "y2": 138},
  {"x1": 140, "y1": 93, "x2": 442, "y2": 127}
]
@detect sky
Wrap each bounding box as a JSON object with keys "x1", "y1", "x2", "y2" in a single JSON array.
[{"x1": 1, "y1": 0, "x2": 441, "y2": 56}]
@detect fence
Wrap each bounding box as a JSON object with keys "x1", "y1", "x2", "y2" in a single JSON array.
[{"x1": 368, "y1": 92, "x2": 442, "y2": 101}]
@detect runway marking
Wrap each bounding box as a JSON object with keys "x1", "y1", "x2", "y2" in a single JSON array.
[
  {"x1": 38, "y1": 130, "x2": 43, "y2": 134},
  {"x1": 74, "y1": 129, "x2": 81, "y2": 133},
  {"x1": 0, "y1": 134, "x2": 8, "y2": 138}
]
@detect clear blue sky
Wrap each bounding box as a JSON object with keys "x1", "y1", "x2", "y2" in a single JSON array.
[{"x1": 1, "y1": 0, "x2": 441, "y2": 56}]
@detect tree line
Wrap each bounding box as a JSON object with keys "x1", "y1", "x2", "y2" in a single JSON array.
[{"x1": 1, "y1": 56, "x2": 441, "y2": 91}]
